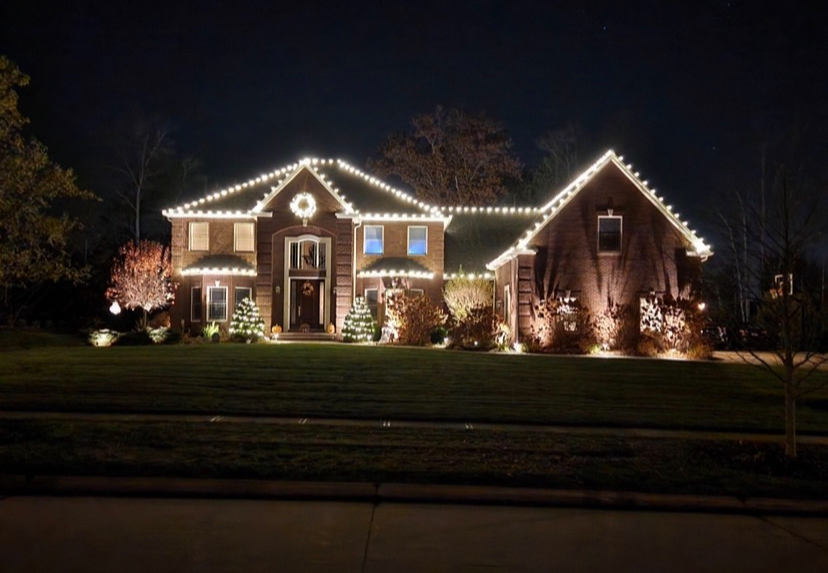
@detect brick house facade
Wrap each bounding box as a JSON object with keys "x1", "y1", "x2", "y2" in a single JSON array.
[{"x1": 164, "y1": 151, "x2": 712, "y2": 341}]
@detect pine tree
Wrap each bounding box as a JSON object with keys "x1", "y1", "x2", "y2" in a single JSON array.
[
  {"x1": 342, "y1": 296, "x2": 376, "y2": 343},
  {"x1": 229, "y1": 297, "x2": 265, "y2": 342}
]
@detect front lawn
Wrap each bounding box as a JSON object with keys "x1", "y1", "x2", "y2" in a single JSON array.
[
  {"x1": 2, "y1": 343, "x2": 828, "y2": 433},
  {"x1": 2, "y1": 418, "x2": 826, "y2": 499}
]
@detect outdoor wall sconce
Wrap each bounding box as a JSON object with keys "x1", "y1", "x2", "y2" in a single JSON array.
[{"x1": 274, "y1": 286, "x2": 281, "y2": 294}]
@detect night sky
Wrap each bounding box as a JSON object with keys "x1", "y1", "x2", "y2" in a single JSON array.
[{"x1": 2, "y1": 0, "x2": 827, "y2": 242}]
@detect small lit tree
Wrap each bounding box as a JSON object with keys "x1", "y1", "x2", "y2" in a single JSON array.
[
  {"x1": 106, "y1": 240, "x2": 175, "y2": 329},
  {"x1": 342, "y1": 296, "x2": 376, "y2": 343},
  {"x1": 229, "y1": 297, "x2": 265, "y2": 342}
]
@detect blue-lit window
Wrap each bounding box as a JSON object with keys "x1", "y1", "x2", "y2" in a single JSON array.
[
  {"x1": 364, "y1": 225, "x2": 384, "y2": 254},
  {"x1": 407, "y1": 226, "x2": 427, "y2": 256}
]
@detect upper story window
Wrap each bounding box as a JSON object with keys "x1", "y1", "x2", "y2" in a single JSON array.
[
  {"x1": 597, "y1": 215, "x2": 622, "y2": 253},
  {"x1": 189, "y1": 222, "x2": 209, "y2": 251},
  {"x1": 364, "y1": 225, "x2": 384, "y2": 255},
  {"x1": 234, "y1": 222, "x2": 254, "y2": 252},
  {"x1": 407, "y1": 226, "x2": 427, "y2": 256},
  {"x1": 289, "y1": 239, "x2": 326, "y2": 270}
]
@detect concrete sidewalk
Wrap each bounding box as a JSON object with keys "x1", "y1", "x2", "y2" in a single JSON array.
[
  {"x1": 2, "y1": 474, "x2": 828, "y2": 516},
  {"x1": 4, "y1": 496, "x2": 828, "y2": 572},
  {"x1": 2, "y1": 409, "x2": 828, "y2": 445}
]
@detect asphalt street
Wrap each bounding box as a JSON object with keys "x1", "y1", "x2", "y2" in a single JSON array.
[{"x1": 1, "y1": 496, "x2": 827, "y2": 572}]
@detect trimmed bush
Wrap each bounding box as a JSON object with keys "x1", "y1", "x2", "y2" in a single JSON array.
[
  {"x1": 529, "y1": 297, "x2": 596, "y2": 353},
  {"x1": 448, "y1": 306, "x2": 502, "y2": 350},
  {"x1": 88, "y1": 329, "x2": 120, "y2": 347},
  {"x1": 395, "y1": 294, "x2": 447, "y2": 346}
]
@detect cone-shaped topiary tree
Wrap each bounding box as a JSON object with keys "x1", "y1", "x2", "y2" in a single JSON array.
[
  {"x1": 342, "y1": 296, "x2": 376, "y2": 343},
  {"x1": 229, "y1": 297, "x2": 265, "y2": 342}
]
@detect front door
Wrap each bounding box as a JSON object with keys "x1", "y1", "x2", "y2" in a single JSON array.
[{"x1": 290, "y1": 279, "x2": 323, "y2": 330}]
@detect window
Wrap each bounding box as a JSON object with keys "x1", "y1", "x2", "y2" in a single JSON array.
[
  {"x1": 773, "y1": 274, "x2": 794, "y2": 296},
  {"x1": 207, "y1": 286, "x2": 228, "y2": 321},
  {"x1": 406, "y1": 288, "x2": 424, "y2": 297},
  {"x1": 290, "y1": 239, "x2": 326, "y2": 270},
  {"x1": 191, "y1": 287, "x2": 202, "y2": 322},
  {"x1": 407, "y1": 226, "x2": 427, "y2": 255},
  {"x1": 235, "y1": 287, "x2": 252, "y2": 309},
  {"x1": 364, "y1": 225, "x2": 384, "y2": 254},
  {"x1": 189, "y1": 222, "x2": 209, "y2": 251},
  {"x1": 365, "y1": 288, "x2": 378, "y2": 318},
  {"x1": 234, "y1": 223, "x2": 254, "y2": 252},
  {"x1": 598, "y1": 216, "x2": 622, "y2": 253}
]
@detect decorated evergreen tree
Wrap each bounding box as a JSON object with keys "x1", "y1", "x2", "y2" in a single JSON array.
[
  {"x1": 229, "y1": 297, "x2": 265, "y2": 342},
  {"x1": 342, "y1": 296, "x2": 376, "y2": 343}
]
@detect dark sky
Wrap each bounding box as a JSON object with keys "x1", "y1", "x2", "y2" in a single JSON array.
[{"x1": 2, "y1": 0, "x2": 827, "y2": 241}]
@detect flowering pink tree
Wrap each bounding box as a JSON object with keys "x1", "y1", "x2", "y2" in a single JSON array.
[{"x1": 106, "y1": 241, "x2": 175, "y2": 329}]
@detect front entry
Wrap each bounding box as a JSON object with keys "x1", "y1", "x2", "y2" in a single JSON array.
[{"x1": 290, "y1": 279, "x2": 324, "y2": 331}]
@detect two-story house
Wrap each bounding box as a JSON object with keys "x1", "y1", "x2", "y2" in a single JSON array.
[{"x1": 163, "y1": 150, "x2": 713, "y2": 342}]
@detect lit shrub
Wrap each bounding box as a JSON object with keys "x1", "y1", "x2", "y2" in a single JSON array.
[
  {"x1": 148, "y1": 311, "x2": 171, "y2": 329},
  {"x1": 443, "y1": 272, "x2": 493, "y2": 321},
  {"x1": 88, "y1": 329, "x2": 120, "y2": 347},
  {"x1": 394, "y1": 294, "x2": 447, "y2": 346},
  {"x1": 638, "y1": 295, "x2": 711, "y2": 358},
  {"x1": 595, "y1": 303, "x2": 637, "y2": 351},
  {"x1": 448, "y1": 306, "x2": 502, "y2": 350},
  {"x1": 147, "y1": 326, "x2": 171, "y2": 344},
  {"x1": 529, "y1": 297, "x2": 596, "y2": 353},
  {"x1": 202, "y1": 322, "x2": 221, "y2": 343}
]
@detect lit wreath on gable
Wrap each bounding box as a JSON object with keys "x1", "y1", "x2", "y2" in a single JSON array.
[{"x1": 290, "y1": 192, "x2": 317, "y2": 224}]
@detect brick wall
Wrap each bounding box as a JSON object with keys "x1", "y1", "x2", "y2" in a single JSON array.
[
  {"x1": 515, "y1": 162, "x2": 702, "y2": 341},
  {"x1": 354, "y1": 220, "x2": 445, "y2": 277}
]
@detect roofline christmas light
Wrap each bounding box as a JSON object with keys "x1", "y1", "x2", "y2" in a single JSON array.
[
  {"x1": 487, "y1": 149, "x2": 714, "y2": 268},
  {"x1": 181, "y1": 267, "x2": 257, "y2": 276},
  {"x1": 357, "y1": 269, "x2": 435, "y2": 279}
]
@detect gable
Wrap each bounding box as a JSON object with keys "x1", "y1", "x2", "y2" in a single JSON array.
[
  {"x1": 162, "y1": 157, "x2": 438, "y2": 220},
  {"x1": 487, "y1": 150, "x2": 713, "y2": 270},
  {"x1": 257, "y1": 165, "x2": 352, "y2": 215}
]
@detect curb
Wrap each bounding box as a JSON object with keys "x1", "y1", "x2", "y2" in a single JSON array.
[{"x1": 2, "y1": 475, "x2": 827, "y2": 516}]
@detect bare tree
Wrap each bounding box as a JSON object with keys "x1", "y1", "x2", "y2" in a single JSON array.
[
  {"x1": 721, "y1": 166, "x2": 827, "y2": 458},
  {"x1": 111, "y1": 121, "x2": 174, "y2": 243},
  {"x1": 518, "y1": 125, "x2": 580, "y2": 204},
  {"x1": 369, "y1": 106, "x2": 522, "y2": 205}
]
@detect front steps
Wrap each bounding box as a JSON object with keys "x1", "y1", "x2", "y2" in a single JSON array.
[{"x1": 274, "y1": 332, "x2": 337, "y2": 342}]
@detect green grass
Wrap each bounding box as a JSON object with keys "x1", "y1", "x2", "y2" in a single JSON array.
[
  {"x1": 1, "y1": 418, "x2": 826, "y2": 499},
  {"x1": 2, "y1": 342, "x2": 827, "y2": 497},
  {"x1": 1, "y1": 343, "x2": 827, "y2": 433},
  {"x1": 0, "y1": 328, "x2": 86, "y2": 350}
]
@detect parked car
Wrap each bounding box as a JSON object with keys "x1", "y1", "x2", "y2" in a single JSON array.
[
  {"x1": 730, "y1": 323, "x2": 774, "y2": 351},
  {"x1": 701, "y1": 324, "x2": 728, "y2": 350}
]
